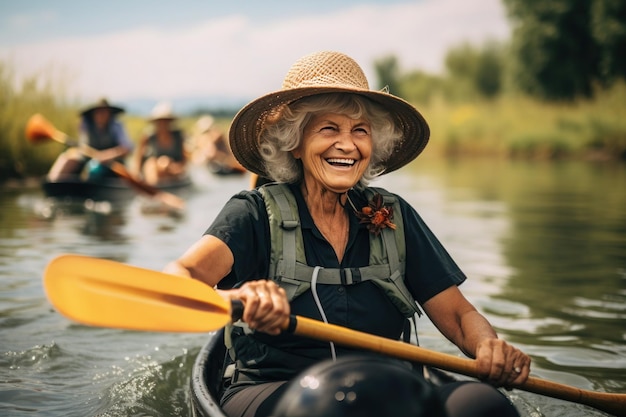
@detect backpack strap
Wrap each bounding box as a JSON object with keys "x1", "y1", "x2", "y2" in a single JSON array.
[
  {"x1": 260, "y1": 184, "x2": 309, "y2": 300},
  {"x1": 260, "y1": 183, "x2": 422, "y2": 318},
  {"x1": 366, "y1": 187, "x2": 422, "y2": 318}
]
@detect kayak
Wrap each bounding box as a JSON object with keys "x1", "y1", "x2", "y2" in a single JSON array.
[
  {"x1": 190, "y1": 330, "x2": 229, "y2": 417},
  {"x1": 207, "y1": 161, "x2": 247, "y2": 176},
  {"x1": 42, "y1": 175, "x2": 193, "y2": 204},
  {"x1": 189, "y1": 330, "x2": 461, "y2": 417}
]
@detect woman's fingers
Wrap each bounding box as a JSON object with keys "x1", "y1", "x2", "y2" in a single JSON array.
[
  {"x1": 508, "y1": 358, "x2": 530, "y2": 387},
  {"x1": 235, "y1": 280, "x2": 290, "y2": 335},
  {"x1": 508, "y1": 351, "x2": 531, "y2": 386},
  {"x1": 475, "y1": 339, "x2": 531, "y2": 387}
]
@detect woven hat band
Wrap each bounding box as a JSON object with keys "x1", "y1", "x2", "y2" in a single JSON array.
[
  {"x1": 282, "y1": 52, "x2": 369, "y2": 90},
  {"x1": 229, "y1": 51, "x2": 430, "y2": 179}
]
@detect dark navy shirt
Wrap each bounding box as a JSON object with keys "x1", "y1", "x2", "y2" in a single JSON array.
[
  {"x1": 206, "y1": 183, "x2": 466, "y2": 381},
  {"x1": 144, "y1": 129, "x2": 186, "y2": 161}
]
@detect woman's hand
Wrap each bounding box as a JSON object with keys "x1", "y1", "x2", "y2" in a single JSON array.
[
  {"x1": 475, "y1": 338, "x2": 531, "y2": 387},
  {"x1": 219, "y1": 280, "x2": 290, "y2": 335},
  {"x1": 422, "y1": 287, "x2": 531, "y2": 388},
  {"x1": 166, "y1": 161, "x2": 186, "y2": 176},
  {"x1": 90, "y1": 146, "x2": 127, "y2": 164}
]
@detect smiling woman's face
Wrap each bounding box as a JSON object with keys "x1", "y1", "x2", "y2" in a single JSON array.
[{"x1": 293, "y1": 112, "x2": 372, "y2": 194}]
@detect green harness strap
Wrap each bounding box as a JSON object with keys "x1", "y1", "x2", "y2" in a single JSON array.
[
  {"x1": 259, "y1": 183, "x2": 422, "y2": 318},
  {"x1": 223, "y1": 183, "x2": 422, "y2": 374}
]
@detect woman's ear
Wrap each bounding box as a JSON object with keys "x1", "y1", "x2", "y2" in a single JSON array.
[{"x1": 291, "y1": 147, "x2": 302, "y2": 159}]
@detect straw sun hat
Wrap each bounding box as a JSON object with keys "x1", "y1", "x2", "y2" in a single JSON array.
[
  {"x1": 195, "y1": 115, "x2": 215, "y2": 134},
  {"x1": 150, "y1": 101, "x2": 177, "y2": 122},
  {"x1": 229, "y1": 51, "x2": 430, "y2": 178}
]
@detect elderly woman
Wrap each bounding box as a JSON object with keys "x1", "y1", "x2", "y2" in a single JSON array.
[{"x1": 165, "y1": 51, "x2": 530, "y2": 417}]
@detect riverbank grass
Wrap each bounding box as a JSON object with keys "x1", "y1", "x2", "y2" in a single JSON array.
[
  {"x1": 423, "y1": 83, "x2": 626, "y2": 160},
  {"x1": 2, "y1": 62, "x2": 625, "y2": 183}
]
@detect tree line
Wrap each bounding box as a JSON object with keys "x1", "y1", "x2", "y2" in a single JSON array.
[
  {"x1": 3, "y1": 1, "x2": 626, "y2": 181},
  {"x1": 377, "y1": 0, "x2": 626, "y2": 103}
]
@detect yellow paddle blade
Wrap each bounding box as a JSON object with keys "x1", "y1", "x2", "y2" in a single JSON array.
[
  {"x1": 43, "y1": 254, "x2": 232, "y2": 333},
  {"x1": 41, "y1": 257, "x2": 626, "y2": 415}
]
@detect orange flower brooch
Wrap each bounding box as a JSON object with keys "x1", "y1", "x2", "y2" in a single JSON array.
[{"x1": 353, "y1": 193, "x2": 396, "y2": 236}]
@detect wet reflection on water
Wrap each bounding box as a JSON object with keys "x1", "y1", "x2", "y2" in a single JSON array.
[{"x1": 386, "y1": 159, "x2": 626, "y2": 411}]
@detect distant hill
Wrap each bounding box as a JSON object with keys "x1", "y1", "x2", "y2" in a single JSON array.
[{"x1": 123, "y1": 95, "x2": 250, "y2": 117}]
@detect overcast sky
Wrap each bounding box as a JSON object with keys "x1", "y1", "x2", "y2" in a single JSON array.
[{"x1": 0, "y1": 0, "x2": 510, "y2": 104}]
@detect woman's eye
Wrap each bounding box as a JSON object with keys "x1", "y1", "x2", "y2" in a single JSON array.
[{"x1": 354, "y1": 127, "x2": 370, "y2": 136}]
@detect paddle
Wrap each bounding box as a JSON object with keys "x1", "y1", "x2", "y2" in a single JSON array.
[
  {"x1": 43, "y1": 254, "x2": 625, "y2": 416},
  {"x1": 25, "y1": 113, "x2": 185, "y2": 210}
]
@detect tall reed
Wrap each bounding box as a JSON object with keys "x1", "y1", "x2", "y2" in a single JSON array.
[
  {"x1": 2, "y1": 60, "x2": 624, "y2": 184},
  {"x1": 0, "y1": 61, "x2": 79, "y2": 181},
  {"x1": 420, "y1": 82, "x2": 626, "y2": 160}
]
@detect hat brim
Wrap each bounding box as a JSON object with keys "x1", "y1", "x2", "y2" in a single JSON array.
[
  {"x1": 229, "y1": 87, "x2": 430, "y2": 179},
  {"x1": 150, "y1": 116, "x2": 177, "y2": 122},
  {"x1": 81, "y1": 105, "x2": 125, "y2": 117}
]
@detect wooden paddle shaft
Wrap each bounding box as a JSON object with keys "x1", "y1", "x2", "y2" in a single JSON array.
[
  {"x1": 43, "y1": 258, "x2": 625, "y2": 416},
  {"x1": 291, "y1": 315, "x2": 477, "y2": 374},
  {"x1": 290, "y1": 315, "x2": 626, "y2": 417}
]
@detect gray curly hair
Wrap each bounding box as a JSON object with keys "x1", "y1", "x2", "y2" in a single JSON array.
[{"x1": 258, "y1": 93, "x2": 403, "y2": 187}]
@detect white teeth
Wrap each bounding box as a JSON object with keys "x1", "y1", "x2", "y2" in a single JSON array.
[{"x1": 326, "y1": 158, "x2": 355, "y2": 165}]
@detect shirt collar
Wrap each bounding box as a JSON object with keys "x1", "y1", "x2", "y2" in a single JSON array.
[{"x1": 289, "y1": 183, "x2": 366, "y2": 232}]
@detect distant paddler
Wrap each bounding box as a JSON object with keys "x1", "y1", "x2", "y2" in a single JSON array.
[
  {"x1": 134, "y1": 101, "x2": 189, "y2": 186},
  {"x1": 47, "y1": 97, "x2": 133, "y2": 181},
  {"x1": 191, "y1": 114, "x2": 246, "y2": 175}
]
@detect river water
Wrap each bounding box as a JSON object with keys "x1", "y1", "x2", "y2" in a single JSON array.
[{"x1": 1, "y1": 158, "x2": 624, "y2": 417}]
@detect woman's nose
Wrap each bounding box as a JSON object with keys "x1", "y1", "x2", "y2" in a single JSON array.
[{"x1": 333, "y1": 131, "x2": 357, "y2": 151}]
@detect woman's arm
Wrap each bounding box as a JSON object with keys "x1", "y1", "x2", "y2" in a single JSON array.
[
  {"x1": 422, "y1": 286, "x2": 531, "y2": 386},
  {"x1": 132, "y1": 136, "x2": 149, "y2": 175},
  {"x1": 163, "y1": 235, "x2": 234, "y2": 286},
  {"x1": 163, "y1": 234, "x2": 289, "y2": 335},
  {"x1": 96, "y1": 145, "x2": 131, "y2": 163}
]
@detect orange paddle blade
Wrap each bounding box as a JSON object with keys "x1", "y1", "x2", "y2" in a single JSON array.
[
  {"x1": 43, "y1": 254, "x2": 232, "y2": 333},
  {"x1": 25, "y1": 113, "x2": 67, "y2": 144}
]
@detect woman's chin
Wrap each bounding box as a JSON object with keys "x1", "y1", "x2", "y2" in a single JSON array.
[
  {"x1": 305, "y1": 171, "x2": 361, "y2": 194},
  {"x1": 322, "y1": 181, "x2": 357, "y2": 194}
]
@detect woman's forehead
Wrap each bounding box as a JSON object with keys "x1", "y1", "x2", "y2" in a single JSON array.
[
  {"x1": 307, "y1": 112, "x2": 369, "y2": 124},
  {"x1": 93, "y1": 108, "x2": 110, "y2": 116}
]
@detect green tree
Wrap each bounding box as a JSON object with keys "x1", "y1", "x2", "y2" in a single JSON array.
[
  {"x1": 591, "y1": 0, "x2": 626, "y2": 84},
  {"x1": 400, "y1": 70, "x2": 447, "y2": 104},
  {"x1": 445, "y1": 41, "x2": 505, "y2": 99},
  {"x1": 504, "y1": 0, "x2": 598, "y2": 100},
  {"x1": 504, "y1": 0, "x2": 626, "y2": 100},
  {"x1": 373, "y1": 55, "x2": 402, "y2": 96}
]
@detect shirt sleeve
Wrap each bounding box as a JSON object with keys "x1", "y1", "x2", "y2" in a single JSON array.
[
  {"x1": 78, "y1": 119, "x2": 89, "y2": 146},
  {"x1": 204, "y1": 190, "x2": 271, "y2": 289},
  {"x1": 204, "y1": 188, "x2": 464, "y2": 303},
  {"x1": 398, "y1": 195, "x2": 467, "y2": 305},
  {"x1": 111, "y1": 121, "x2": 134, "y2": 150}
]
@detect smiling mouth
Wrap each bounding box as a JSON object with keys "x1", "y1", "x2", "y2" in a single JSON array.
[{"x1": 326, "y1": 158, "x2": 356, "y2": 167}]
